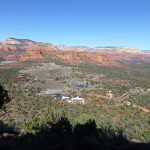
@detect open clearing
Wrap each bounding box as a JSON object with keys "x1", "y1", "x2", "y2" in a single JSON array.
[{"x1": 19, "y1": 63, "x2": 73, "y2": 94}]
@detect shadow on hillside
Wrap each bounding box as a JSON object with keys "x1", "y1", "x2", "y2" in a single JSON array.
[
  {"x1": 0, "y1": 118, "x2": 149, "y2": 150},
  {"x1": 0, "y1": 85, "x2": 11, "y2": 109},
  {"x1": 0, "y1": 121, "x2": 18, "y2": 135}
]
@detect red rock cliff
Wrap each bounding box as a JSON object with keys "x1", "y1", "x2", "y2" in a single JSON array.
[{"x1": 47, "y1": 52, "x2": 121, "y2": 66}]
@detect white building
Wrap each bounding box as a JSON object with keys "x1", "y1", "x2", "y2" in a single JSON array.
[
  {"x1": 61, "y1": 95, "x2": 71, "y2": 100},
  {"x1": 71, "y1": 96, "x2": 85, "y2": 103}
]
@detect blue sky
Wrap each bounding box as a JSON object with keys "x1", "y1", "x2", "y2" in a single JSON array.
[{"x1": 0, "y1": 0, "x2": 150, "y2": 50}]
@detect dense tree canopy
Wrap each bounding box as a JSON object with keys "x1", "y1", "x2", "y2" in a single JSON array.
[{"x1": 0, "y1": 85, "x2": 10, "y2": 109}]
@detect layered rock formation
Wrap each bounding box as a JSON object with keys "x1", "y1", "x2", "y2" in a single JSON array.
[
  {"x1": 0, "y1": 38, "x2": 56, "y2": 52},
  {"x1": 20, "y1": 50, "x2": 44, "y2": 61},
  {"x1": 46, "y1": 52, "x2": 121, "y2": 66},
  {"x1": 1, "y1": 38, "x2": 36, "y2": 46},
  {"x1": 1, "y1": 38, "x2": 53, "y2": 47},
  {"x1": 0, "y1": 38, "x2": 143, "y2": 54},
  {"x1": 0, "y1": 45, "x2": 18, "y2": 51},
  {"x1": 0, "y1": 38, "x2": 148, "y2": 65},
  {"x1": 0, "y1": 38, "x2": 56, "y2": 61}
]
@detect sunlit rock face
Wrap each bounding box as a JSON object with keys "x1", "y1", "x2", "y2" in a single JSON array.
[
  {"x1": 1, "y1": 38, "x2": 36, "y2": 46},
  {"x1": 45, "y1": 51, "x2": 122, "y2": 66},
  {"x1": 0, "y1": 37, "x2": 148, "y2": 64}
]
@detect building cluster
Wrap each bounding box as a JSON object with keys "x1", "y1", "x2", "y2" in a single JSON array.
[{"x1": 54, "y1": 93, "x2": 85, "y2": 104}]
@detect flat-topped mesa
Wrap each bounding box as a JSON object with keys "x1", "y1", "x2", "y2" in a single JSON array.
[
  {"x1": 1, "y1": 38, "x2": 54, "y2": 47},
  {"x1": 2, "y1": 38, "x2": 36, "y2": 46},
  {"x1": 0, "y1": 38, "x2": 56, "y2": 53},
  {"x1": 93, "y1": 46, "x2": 142, "y2": 54},
  {"x1": 56, "y1": 45, "x2": 142, "y2": 54}
]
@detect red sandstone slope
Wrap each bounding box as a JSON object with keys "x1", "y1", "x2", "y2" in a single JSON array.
[
  {"x1": 0, "y1": 45, "x2": 55, "y2": 61},
  {"x1": 2, "y1": 38, "x2": 147, "y2": 66},
  {"x1": 1, "y1": 38, "x2": 149, "y2": 63},
  {"x1": 19, "y1": 51, "x2": 121, "y2": 66},
  {"x1": 20, "y1": 50, "x2": 45, "y2": 61},
  {"x1": 0, "y1": 45, "x2": 18, "y2": 51},
  {"x1": 0, "y1": 45, "x2": 55, "y2": 52},
  {"x1": 47, "y1": 52, "x2": 121, "y2": 66},
  {"x1": 0, "y1": 49, "x2": 121, "y2": 66},
  {"x1": 5, "y1": 54, "x2": 20, "y2": 60}
]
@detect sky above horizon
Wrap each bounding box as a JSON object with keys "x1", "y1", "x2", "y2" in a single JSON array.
[{"x1": 0, "y1": 0, "x2": 150, "y2": 50}]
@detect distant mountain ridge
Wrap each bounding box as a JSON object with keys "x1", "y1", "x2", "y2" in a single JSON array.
[
  {"x1": 0, "y1": 38, "x2": 143, "y2": 53},
  {"x1": 1, "y1": 38, "x2": 36, "y2": 46},
  {"x1": 1, "y1": 38, "x2": 150, "y2": 64},
  {"x1": 0, "y1": 38, "x2": 53, "y2": 47}
]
